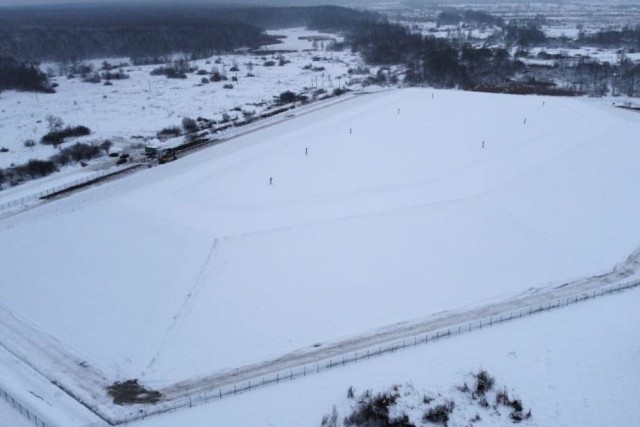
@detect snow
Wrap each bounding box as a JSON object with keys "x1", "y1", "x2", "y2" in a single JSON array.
[
  {"x1": 0, "y1": 401, "x2": 31, "y2": 427},
  {"x1": 0, "y1": 345, "x2": 103, "y2": 427},
  {"x1": 542, "y1": 26, "x2": 581, "y2": 39},
  {"x1": 264, "y1": 28, "x2": 344, "y2": 51},
  {"x1": 2, "y1": 88, "x2": 640, "y2": 422},
  {"x1": 0, "y1": 28, "x2": 362, "y2": 169},
  {"x1": 131, "y1": 286, "x2": 640, "y2": 427}
]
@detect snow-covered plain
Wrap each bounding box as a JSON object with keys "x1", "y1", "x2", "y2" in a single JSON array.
[
  {"x1": 4, "y1": 285, "x2": 640, "y2": 426},
  {"x1": 0, "y1": 28, "x2": 360, "y2": 169},
  {"x1": 130, "y1": 284, "x2": 640, "y2": 427},
  {"x1": 2, "y1": 87, "x2": 640, "y2": 422}
]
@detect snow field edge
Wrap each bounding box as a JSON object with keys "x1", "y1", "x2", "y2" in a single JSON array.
[
  {"x1": 0, "y1": 386, "x2": 53, "y2": 427},
  {"x1": 0, "y1": 91, "x2": 363, "y2": 219},
  {"x1": 107, "y1": 278, "x2": 640, "y2": 425}
]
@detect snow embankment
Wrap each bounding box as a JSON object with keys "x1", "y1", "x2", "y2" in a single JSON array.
[
  {"x1": 133, "y1": 284, "x2": 640, "y2": 427},
  {"x1": 1, "y1": 88, "x2": 640, "y2": 422}
]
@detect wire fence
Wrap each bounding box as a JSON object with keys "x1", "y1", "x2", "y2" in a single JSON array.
[
  {"x1": 0, "y1": 386, "x2": 49, "y2": 427},
  {"x1": 0, "y1": 92, "x2": 360, "y2": 216},
  {"x1": 2, "y1": 87, "x2": 633, "y2": 424},
  {"x1": 211, "y1": 93, "x2": 356, "y2": 141},
  {"x1": 0, "y1": 163, "x2": 142, "y2": 214},
  {"x1": 108, "y1": 278, "x2": 640, "y2": 425},
  {"x1": 3, "y1": 279, "x2": 638, "y2": 427}
]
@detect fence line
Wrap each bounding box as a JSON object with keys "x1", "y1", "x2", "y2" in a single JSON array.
[
  {"x1": 2, "y1": 258, "x2": 639, "y2": 426},
  {"x1": 4, "y1": 87, "x2": 629, "y2": 424},
  {"x1": 0, "y1": 93, "x2": 357, "y2": 216},
  {"x1": 0, "y1": 163, "x2": 141, "y2": 214},
  {"x1": 0, "y1": 386, "x2": 49, "y2": 427},
  {"x1": 210, "y1": 93, "x2": 356, "y2": 141},
  {"x1": 0, "y1": 91, "x2": 364, "y2": 216},
  {"x1": 109, "y1": 278, "x2": 640, "y2": 425}
]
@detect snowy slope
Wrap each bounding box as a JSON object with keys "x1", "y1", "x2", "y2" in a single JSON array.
[
  {"x1": 1, "y1": 88, "x2": 640, "y2": 418},
  {"x1": 0, "y1": 344, "x2": 103, "y2": 427},
  {"x1": 132, "y1": 284, "x2": 640, "y2": 427},
  {"x1": 0, "y1": 403, "x2": 29, "y2": 427}
]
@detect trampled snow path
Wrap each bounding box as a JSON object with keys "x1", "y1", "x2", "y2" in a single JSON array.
[
  {"x1": 1, "y1": 245, "x2": 639, "y2": 424},
  {"x1": 152, "y1": 247, "x2": 640, "y2": 401}
]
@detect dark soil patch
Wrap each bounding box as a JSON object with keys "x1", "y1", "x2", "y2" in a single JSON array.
[{"x1": 107, "y1": 379, "x2": 162, "y2": 405}]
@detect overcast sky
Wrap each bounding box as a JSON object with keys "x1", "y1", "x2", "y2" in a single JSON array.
[{"x1": 0, "y1": 0, "x2": 356, "y2": 6}]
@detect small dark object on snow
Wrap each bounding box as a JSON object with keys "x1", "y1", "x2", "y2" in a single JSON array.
[{"x1": 107, "y1": 379, "x2": 162, "y2": 405}]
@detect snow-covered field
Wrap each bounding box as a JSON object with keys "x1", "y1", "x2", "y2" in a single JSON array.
[
  {"x1": 5, "y1": 284, "x2": 640, "y2": 426},
  {"x1": 129, "y1": 285, "x2": 640, "y2": 427},
  {"x1": 2, "y1": 87, "x2": 640, "y2": 423},
  {"x1": 0, "y1": 28, "x2": 361, "y2": 169}
]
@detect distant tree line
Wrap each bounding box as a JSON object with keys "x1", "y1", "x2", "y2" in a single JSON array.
[
  {"x1": 346, "y1": 21, "x2": 519, "y2": 90},
  {"x1": 504, "y1": 24, "x2": 547, "y2": 49},
  {"x1": 344, "y1": 18, "x2": 640, "y2": 97},
  {"x1": 0, "y1": 142, "x2": 105, "y2": 189},
  {"x1": 0, "y1": 57, "x2": 52, "y2": 93},
  {"x1": 0, "y1": 5, "x2": 375, "y2": 62},
  {"x1": 437, "y1": 9, "x2": 505, "y2": 28},
  {"x1": 578, "y1": 26, "x2": 640, "y2": 49}
]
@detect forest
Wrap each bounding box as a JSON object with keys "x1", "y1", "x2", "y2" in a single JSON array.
[
  {"x1": 0, "y1": 56, "x2": 53, "y2": 93},
  {"x1": 1, "y1": 3, "x2": 639, "y2": 98},
  {"x1": 0, "y1": 4, "x2": 375, "y2": 61},
  {"x1": 345, "y1": 18, "x2": 640, "y2": 97}
]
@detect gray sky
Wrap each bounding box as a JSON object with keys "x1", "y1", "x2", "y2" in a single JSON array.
[{"x1": 0, "y1": 0, "x2": 354, "y2": 6}]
